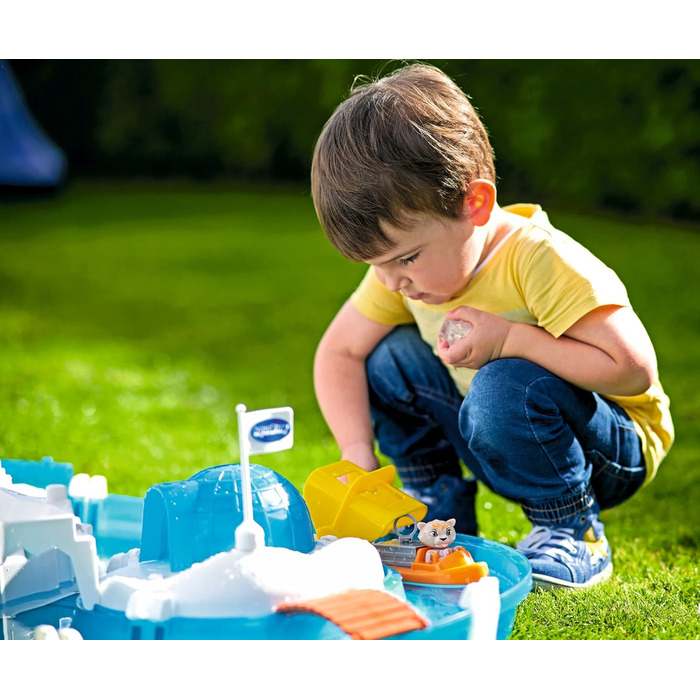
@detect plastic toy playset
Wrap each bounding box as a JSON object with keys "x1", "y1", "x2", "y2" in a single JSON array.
[{"x1": 1, "y1": 405, "x2": 532, "y2": 641}]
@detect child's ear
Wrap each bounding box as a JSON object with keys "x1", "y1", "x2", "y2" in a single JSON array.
[
  {"x1": 464, "y1": 179, "x2": 496, "y2": 226},
  {"x1": 446, "y1": 518, "x2": 456, "y2": 527}
]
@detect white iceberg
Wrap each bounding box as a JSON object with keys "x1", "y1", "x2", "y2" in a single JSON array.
[{"x1": 99, "y1": 536, "x2": 387, "y2": 621}]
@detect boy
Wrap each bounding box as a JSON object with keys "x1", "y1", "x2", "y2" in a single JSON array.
[{"x1": 310, "y1": 63, "x2": 674, "y2": 588}]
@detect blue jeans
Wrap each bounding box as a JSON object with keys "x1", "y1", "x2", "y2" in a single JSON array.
[{"x1": 366, "y1": 326, "x2": 647, "y2": 529}]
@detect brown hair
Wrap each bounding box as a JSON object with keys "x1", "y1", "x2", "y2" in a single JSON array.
[{"x1": 311, "y1": 63, "x2": 496, "y2": 261}]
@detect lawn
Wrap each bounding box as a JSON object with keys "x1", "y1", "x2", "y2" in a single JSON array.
[{"x1": 1, "y1": 180, "x2": 698, "y2": 640}]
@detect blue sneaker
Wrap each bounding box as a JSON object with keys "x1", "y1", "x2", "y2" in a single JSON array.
[
  {"x1": 516, "y1": 514, "x2": 612, "y2": 589},
  {"x1": 403, "y1": 474, "x2": 478, "y2": 536}
]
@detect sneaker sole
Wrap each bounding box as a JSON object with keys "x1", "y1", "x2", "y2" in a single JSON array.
[{"x1": 531, "y1": 563, "x2": 613, "y2": 590}]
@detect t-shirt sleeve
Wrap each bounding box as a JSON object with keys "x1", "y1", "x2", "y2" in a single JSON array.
[
  {"x1": 349, "y1": 267, "x2": 415, "y2": 326},
  {"x1": 518, "y1": 230, "x2": 631, "y2": 338}
]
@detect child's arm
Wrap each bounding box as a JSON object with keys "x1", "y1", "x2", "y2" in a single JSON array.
[
  {"x1": 438, "y1": 304, "x2": 657, "y2": 396},
  {"x1": 314, "y1": 301, "x2": 395, "y2": 471}
]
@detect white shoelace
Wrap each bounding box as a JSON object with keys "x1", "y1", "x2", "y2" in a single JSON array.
[{"x1": 516, "y1": 525, "x2": 579, "y2": 563}]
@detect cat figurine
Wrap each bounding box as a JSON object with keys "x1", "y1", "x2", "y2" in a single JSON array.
[{"x1": 416, "y1": 518, "x2": 458, "y2": 563}]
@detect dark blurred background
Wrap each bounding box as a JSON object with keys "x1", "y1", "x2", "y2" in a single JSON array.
[{"x1": 6, "y1": 58, "x2": 700, "y2": 221}]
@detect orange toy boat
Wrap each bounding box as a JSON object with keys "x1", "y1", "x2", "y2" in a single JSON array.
[
  {"x1": 393, "y1": 545, "x2": 489, "y2": 585},
  {"x1": 374, "y1": 517, "x2": 490, "y2": 586}
]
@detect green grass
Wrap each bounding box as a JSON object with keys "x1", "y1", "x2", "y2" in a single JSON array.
[{"x1": 1, "y1": 181, "x2": 698, "y2": 639}]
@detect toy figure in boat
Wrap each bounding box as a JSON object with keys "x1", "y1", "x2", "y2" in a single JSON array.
[
  {"x1": 374, "y1": 516, "x2": 489, "y2": 586},
  {"x1": 418, "y1": 518, "x2": 459, "y2": 562}
]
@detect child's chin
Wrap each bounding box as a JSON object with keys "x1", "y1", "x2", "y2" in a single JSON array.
[{"x1": 422, "y1": 295, "x2": 452, "y2": 306}]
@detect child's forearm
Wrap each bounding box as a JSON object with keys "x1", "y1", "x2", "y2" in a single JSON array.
[
  {"x1": 440, "y1": 304, "x2": 657, "y2": 397},
  {"x1": 314, "y1": 302, "x2": 395, "y2": 471},
  {"x1": 502, "y1": 319, "x2": 655, "y2": 396},
  {"x1": 313, "y1": 346, "x2": 379, "y2": 472}
]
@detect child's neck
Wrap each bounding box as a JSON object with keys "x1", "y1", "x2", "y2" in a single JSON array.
[{"x1": 477, "y1": 204, "x2": 521, "y2": 266}]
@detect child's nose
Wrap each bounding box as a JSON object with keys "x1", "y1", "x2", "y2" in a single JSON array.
[{"x1": 380, "y1": 268, "x2": 410, "y2": 292}]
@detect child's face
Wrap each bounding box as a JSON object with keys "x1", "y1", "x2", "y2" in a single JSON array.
[{"x1": 366, "y1": 212, "x2": 486, "y2": 305}]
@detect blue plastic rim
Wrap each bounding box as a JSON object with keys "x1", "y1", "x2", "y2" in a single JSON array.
[
  {"x1": 398, "y1": 534, "x2": 532, "y2": 639},
  {"x1": 67, "y1": 533, "x2": 531, "y2": 640},
  {"x1": 1, "y1": 456, "x2": 74, "y2": 489}
]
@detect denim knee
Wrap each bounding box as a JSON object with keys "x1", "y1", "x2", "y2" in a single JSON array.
[
  {"x1": 457, "y1": 358, "x2": 646, "y2": 525},
  {"x1": 459, "y1": 358, "x2": 544, "y2": 448},
  {"x1": 458, "y1": 359, "x2": 595, "y2": 505}
]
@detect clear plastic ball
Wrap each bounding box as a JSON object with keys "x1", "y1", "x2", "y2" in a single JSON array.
[{"x1": 439, "y1": 318, "x2": 473, "y2": 346}]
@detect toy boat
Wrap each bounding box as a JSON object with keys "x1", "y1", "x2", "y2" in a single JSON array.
[
  {"x1": 374, "y1": 517, "x2": 489, "y2": 586},
  {"x1": 383, "y1": 545, "x2": 489, "y2": 586}
]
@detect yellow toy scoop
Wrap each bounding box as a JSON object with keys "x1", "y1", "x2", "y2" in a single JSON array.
[{"x1": 303, "y1": 461, "x2": 427, "y2": 541}]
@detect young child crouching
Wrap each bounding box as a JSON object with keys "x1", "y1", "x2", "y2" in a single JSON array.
[{"x1": 310, "y1": 63, "x2": 674, "y2": 588}]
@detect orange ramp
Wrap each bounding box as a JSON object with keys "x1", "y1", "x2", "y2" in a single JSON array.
[{"x1": 277, "y1": 589, "x2": 428, "y2": 640}]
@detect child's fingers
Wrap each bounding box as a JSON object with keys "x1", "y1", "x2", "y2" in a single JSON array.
[
  {"x1": 437, "y1": 338, "x2": 469, "y2": 366},
  {"x1": 446, "y1": 305, "x2": 473, "y2": 319}
]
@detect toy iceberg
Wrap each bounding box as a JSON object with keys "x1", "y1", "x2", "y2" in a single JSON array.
[{"x1": 1, "y1": 405, "x2": 532, "y2": 640}]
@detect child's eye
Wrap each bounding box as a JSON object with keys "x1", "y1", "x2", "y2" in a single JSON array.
[
  {"x1": 446, "y1": 528, "x2": 452, "y2": 536},
  {"x1": 398, "y1": 253, "x2": 420, "y2": 266},
  {"x1": 431, "y1": 530, "x2": 438, "y2": 537}
]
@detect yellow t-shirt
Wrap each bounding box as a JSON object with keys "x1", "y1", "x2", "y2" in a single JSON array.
[{"x1": 350, "y1": 203, "x2": 674, "y2": 483}]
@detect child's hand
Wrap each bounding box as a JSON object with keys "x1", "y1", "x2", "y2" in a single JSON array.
[
  {"x1": 341, "y1": 442, "x2": 380, "y2": 473},
  {"x1": 436, "y1": 306, "x2": 512, "y2": 370}
]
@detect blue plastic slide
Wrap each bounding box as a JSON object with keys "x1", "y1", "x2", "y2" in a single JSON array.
[{"x1": 0, "y1": 61, "x2": 67, "y2": 188}]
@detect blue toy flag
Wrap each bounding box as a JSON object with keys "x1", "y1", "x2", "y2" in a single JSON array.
[
  {"x1": 240, "y1": 406, "x2": 294, "y2": 456},
  {"x1": 234, "y1": 404, "x2": 294, "y2": 552}
]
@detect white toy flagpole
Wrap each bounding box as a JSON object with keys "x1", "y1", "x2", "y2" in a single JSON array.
[{"x1": 234, "y1": 404, "x2": 265, "y2": 552}]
